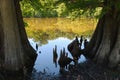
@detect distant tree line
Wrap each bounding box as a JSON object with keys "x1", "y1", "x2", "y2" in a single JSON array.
[{"x1": 20, "y1": 0, "x2": 101, "y2": 18}]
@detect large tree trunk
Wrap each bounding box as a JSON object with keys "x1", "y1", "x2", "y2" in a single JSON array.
[
  {"x1": 0, "y1": 0, "x2": 37, "y2": 74},
  {"x1": 84, "y1": 0, "x2": 120, "y2": 68},
  {"x1": 14, "y1": 0, "x2": 37, "y2": 73}
]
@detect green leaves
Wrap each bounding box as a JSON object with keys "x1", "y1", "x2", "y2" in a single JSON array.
[
  {"x1": 20, "y1": 0, "x2": 104, "y2": 18},
  {"x1": 20, "y1": 0, "x2": 58, "y2": 17}
]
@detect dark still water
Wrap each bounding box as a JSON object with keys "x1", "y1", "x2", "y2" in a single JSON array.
[{"x1": 29, "y1": 37, "x2": 86, "y2": 75}]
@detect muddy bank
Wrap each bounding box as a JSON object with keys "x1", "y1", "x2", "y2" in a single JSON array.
[
  {"x1": 32, "y1": 59, "x2": 120, "y2": 80},
  {"x1": 0, "y1": 59, "x2": 120, "y2": 80}
]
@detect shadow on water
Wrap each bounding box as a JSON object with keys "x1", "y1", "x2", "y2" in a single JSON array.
[{"x1": 28, "y1": 37, "x2": 88, "y2": 79}]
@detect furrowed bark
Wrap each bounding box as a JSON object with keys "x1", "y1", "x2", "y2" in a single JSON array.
[
  {"x1": 0, "y1": 0, "x2": 24, "y2": 71},
  {"x1": 108, "y1": 17, "x2": 120, "y2": 68},
  {"x1": 14, "y1": 0, "x2": 37, "y2": 71},
  {"x1": 0, "y1": 0, "x2": 37, "y2": 74},
  {"x1": 84, "y1": 15, "x2": 104, "y2": 58},
  {"x1": 0, "y1": 8, "x2": 5, "y2": 68},
  {"x1": 84, "y1": 0, "x2": 120, "y2": 68}
]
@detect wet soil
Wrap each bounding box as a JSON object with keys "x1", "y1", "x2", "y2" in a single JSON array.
[
  {"x1": 0, "y1": 59, "x2": 120, "y2": 80},
  {"x1": 33, "y1": 59, "x2": 120, "y2": 80}
]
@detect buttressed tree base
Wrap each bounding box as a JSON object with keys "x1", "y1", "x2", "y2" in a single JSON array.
[
  {"x1": 84, "y1": 0, "x2": 120, "y2": 68},
  {"x1": 0, "y1": 0, "x2": 37, "y2": 74}
]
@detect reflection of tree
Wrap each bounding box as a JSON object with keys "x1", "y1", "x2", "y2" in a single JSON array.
[
  {"x1": 27, "y1": 29, "x2": 92, "y2": 45},
  {"x1": 25, "y1": 18, "x2": 96, "y2": 45},
  {"x1": 31, "y1": 31, "x2": 49, "y2": 45}
]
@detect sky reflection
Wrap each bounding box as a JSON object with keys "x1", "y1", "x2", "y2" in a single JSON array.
[{"x1": 29, "y1": 37, "x2": 86, "y2": 75}]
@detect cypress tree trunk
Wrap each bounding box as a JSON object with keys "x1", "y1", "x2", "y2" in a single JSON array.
[
  {"x1": 84, "y1": 0, "x2": 120, "y2": 68},
  {"x1": 14, "y1": 0, "x2": 37, "y2": 72},
  {"x1": 0, "y1": 0, "x2": 37, "y2": 74}
]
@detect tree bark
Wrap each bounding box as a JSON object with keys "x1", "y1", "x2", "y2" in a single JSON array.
[
  {"x1": 0, "y1": 0, "x2": 37, "y2": 74},
  {"x1": 84, "y1": 0, "x2": 120, "y2": 68},
  {"x1": 14, "y1": 0, "x2": 37, "y2": 72}
]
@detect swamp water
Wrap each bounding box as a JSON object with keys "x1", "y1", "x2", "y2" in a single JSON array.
[
  {"x1": 29, "y1": 37, "x2": 86, "y2": 76},
  {"x1": 24, "y1": 18, "x2": 96, "y2": 79},
  {"x1": 0, "y1": 18, "x2": 96, "y2": 80}
]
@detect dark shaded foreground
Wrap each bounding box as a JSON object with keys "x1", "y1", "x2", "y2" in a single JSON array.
[
  {"x1": 32, "y1": 60, "x2": 120, "y2": 80},
  {"x1": 0, "y1": 59, "x2": 120, "y2": 80}
]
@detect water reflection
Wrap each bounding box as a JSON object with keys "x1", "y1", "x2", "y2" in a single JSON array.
[
  {"x1": 53, "y1": 45, "x2": 58, "y2": 68},
  {"x1": 25, "y1": 18, "x2": 96, "y2": 46},
  {"x1": 29, "y1": 37, "x2": 86, "y2": 75}
]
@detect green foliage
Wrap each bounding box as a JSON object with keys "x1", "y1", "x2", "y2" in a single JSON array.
[
  {"x1": 24, "y1": 21, "x2": 28, "y2": 27},
  {"x1": 20, "y1": 0, "x2": 34, "y2": 17},
  {"x1": 64, "y1": 0, "x2": 103, "y2": 18},
  {"x1": 20, "y1": 0, "x2": 103, "y2": 18},
  {"x1": 20, "y1": 0, "x2": 58, "y2": 17},
  {"x1": 55, "y1": 3, "x2": 68, "y2": 17}
]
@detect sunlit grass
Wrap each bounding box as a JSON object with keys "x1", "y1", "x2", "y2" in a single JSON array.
[{"x1": 24, "y1": 18, "x2": 97, "y2": 41}]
